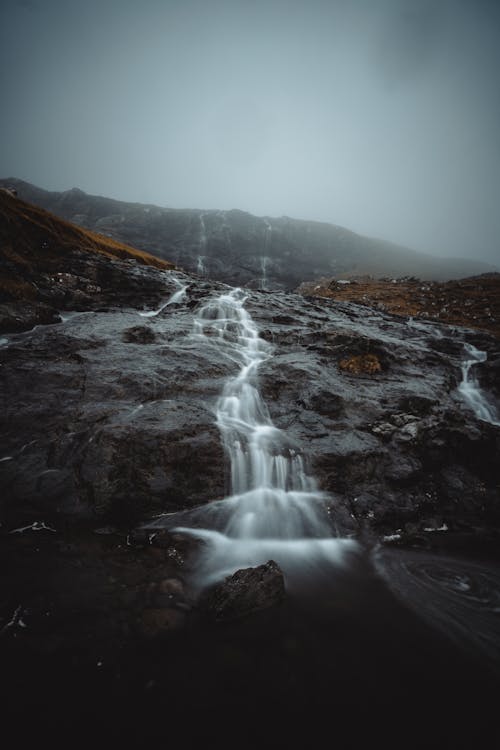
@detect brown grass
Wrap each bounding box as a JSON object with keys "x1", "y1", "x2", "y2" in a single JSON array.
[
  {"x1": 339, "y1": 354, "x2": 382, "y2": 375},
  {"x1": 299, "y1": 275, "x2": 500, "y2": 339},
  {"x1": 0, "y1": 191, "x2": 174, "y2": 271}
]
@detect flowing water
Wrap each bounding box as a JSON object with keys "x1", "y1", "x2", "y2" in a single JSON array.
[
  {"x1": 138, "y1": 276, "x2": 187, "y2": 318},
  {"x1": 458, "y1": 342, "x2": 500, "y2": 425},
  {"x1": 197, "y1": 213, "x2": 207, "y2": 275},
  {"x1": 260, "y1": 256, "x2": 269, "y2": 289},
  {"x1": 373, "y1": 545, "x2": 500, "y2": 674},
  {"x1": 174, "y1": 288, "x2": 356, "y2": 589},
  {"x1": 196, "y1": 255, "x2": 206, "y2": 275},
  {"x1": 146, "y1": 287, "x2": 499, "y2": 712}
]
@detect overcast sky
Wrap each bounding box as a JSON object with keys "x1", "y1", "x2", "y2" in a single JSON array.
[{"x1": 1, "y1": 0, "x2": 499, "y2": 265}]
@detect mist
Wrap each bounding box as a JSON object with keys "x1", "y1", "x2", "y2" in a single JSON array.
[{"x1": 1, "y1": 0, "x2": 499, "y2": 265}]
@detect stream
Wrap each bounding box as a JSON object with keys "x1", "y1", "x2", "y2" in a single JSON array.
[{"x1": 146, "y1": 287, "x2": 500, "y2": 713}]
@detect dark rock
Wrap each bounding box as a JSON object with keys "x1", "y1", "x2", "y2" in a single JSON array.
[
  {"x1": 138, "y1": 607, "x2": 186, "y2": 637},
  {"x1": 122, "y1": 325, "x2": 156, "y2": 344},
  {"x1": 199, "y1": 560, "x2": 286, "y2": 621},
  {"x1": 0, "y1": 301, "x2": 61, "y2": 334}
]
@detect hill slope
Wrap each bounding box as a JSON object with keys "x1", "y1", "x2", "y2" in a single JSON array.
[
  {"x1": 1, "y1": 178, "x2": 496, "y2": 286},
  {"x1": 0, "y1": 189, "x2": 175, "y2": 332},
  {"x1": 298, "y1": 273, "x2": 500, "y2": 339}
]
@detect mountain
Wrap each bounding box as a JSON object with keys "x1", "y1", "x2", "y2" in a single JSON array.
[
  {"x1": 1, "y1": 178, "x2": 496, "y2": 286},
  {"x1": 1, "y1": 188, "x2": 500, "y2": 745}
]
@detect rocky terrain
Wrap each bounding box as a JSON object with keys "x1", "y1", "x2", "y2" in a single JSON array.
[
  {"x1": 298, "y1": 273, "x2": 500, "y2": 339},
  {"x1": 2, "y1": 178, "x2": 497, "y2": 289},
  {"x1": 1, "y1": 192, "x2": 499, "y2": 746},
  {"x1": 0, "y1": 189, "x2": 175, "y2": 334}
]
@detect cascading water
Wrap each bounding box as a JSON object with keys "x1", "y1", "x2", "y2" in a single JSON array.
[
  {"x1": 260, "y1": 256, "x2": 269, "y2": 290},
  {"x1": 175, "y1": 288, "x2": 356, "y2": 590},
  {"x1": 197, "y1": 213, "x2": 207, "y2": 275},
  {"x1": 458, "y1": 343, "x2": 499, "y2": 426},
  {"x1": 197, "y1": 256, "x2": 206, "y2": 275},
  {"x1": 138, "y1": 276, "x2": 187, "y2": 318}
]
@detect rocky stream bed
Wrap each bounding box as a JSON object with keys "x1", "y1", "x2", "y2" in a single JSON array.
[{"x1": 1, "y1": 264, "x2": 500, "y2": 747}]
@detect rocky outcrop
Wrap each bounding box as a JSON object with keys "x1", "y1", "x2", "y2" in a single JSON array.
[
  {"x1": 0, "y1": 190, "x2": 174, "y2": 334},
  {"x1": 199, "y1": 560, "x2": 285, "y2": 621}
]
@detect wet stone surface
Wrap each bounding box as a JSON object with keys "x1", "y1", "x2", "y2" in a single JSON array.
[{"x1": 1, "y1": 261, "x2": 500, "y2": 746}]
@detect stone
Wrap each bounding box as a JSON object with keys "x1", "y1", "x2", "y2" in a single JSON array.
[
  {"x1": 199, "y1": 560, "x2": 286, "y2": 622},
  {"x1": 139, "y1": 607, "x2": 185, "y2": 637}
]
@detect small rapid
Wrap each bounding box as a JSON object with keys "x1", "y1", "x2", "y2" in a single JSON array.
[
  {"x1": 138, "y1": 277, "x2": 187, "y2": 318},
  {"x1": 458, "y1": 343, "x2": 500, "y2": 426},
  {"x1": 173, "y1": 288, "x2": 356, "y2": 589}
]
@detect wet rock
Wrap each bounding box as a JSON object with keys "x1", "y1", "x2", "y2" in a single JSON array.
[
  {"x1": 199, "y1": 560, "x2": 286, "y2": 622},
  {"x1": 371, "y1": 422, "x2": 397, "y2": 438},
  {"x1": 122, "y1": 325, "x2": 157, "y2": 344},
  {"x1": 158, "y1": 578, "x2": 185, "y2": 596},
  {"x1": 0, "y1": 301, "x2": 61, "y2": 334},
  {"x1": 138, "y1": 607, "x2": 186, "y2": 637},
  {"x1": 1, "y1": 247, "x2": 499, "y2": 542}
]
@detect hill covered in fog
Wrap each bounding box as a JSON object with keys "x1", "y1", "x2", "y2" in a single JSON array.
[{"x1": 1, "y1": 178, "x2": 496, "y2": 287}]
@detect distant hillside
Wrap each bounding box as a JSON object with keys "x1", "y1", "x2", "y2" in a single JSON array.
[{"x1": 1, "y1": 178, "x2": 497, "y2": 286}]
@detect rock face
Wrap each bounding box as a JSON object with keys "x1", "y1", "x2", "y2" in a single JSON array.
[
  {"x1": 1, "y1": 262, "x2": 499, "y2": 544},
  {"x1": 2, "y1": 178, "x2": 496, "y2": 287},
  {"x1": 199, "y1": 560, "x2": 286, "y2": 621}
]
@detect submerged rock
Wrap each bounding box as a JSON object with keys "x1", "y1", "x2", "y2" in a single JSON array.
[{"x1": 199, "y1": 560, "x2": 286, "y2": 622}]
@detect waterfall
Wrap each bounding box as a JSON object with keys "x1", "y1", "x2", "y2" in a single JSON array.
[
  {"x1": 197, "y1": 213, "x2": 207, "y2": 275},
  {"x1": 260, "y1": 256, "x2": 269, "y2": 290},
  {"x1": 259, "y1": 219, "x2": 273, "y2": 289},
  {"x1": 197, "y1": 256, "x2": 206, "y2": 275},
  {"x1": 175, "y1": 288, "x2": 356, "y2": 589},
  {"x1": 458, "y1": 343, "x2": 500, "y2": 426},
  {"x1": 138, "y1": 276, "x2": 187, "y2": 318}
]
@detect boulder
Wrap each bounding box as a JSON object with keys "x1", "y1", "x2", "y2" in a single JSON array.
[{"x1": 199, "y1": 560, "x2": 286, "y2": 622}]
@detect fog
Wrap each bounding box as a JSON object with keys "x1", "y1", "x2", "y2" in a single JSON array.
[{"x1": 1, "y1": 0, "x2": 499, "y2": 265}]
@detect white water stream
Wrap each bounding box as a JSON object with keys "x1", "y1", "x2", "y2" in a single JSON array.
[
  {"x1": 138, "y1": 277, "x2": 187, "y2": 318},
  {"x1": 260, "y1": 256, "x2": 269, "y2": 290},
  {"x1": 197, "y1": 213, "x2": 207, "y2": 275},
  {"x1": 197, "y1": 256, "x2": 206, "y2": 275},
  {"x1": 176, "y1": 288, "x2": 356, "y2": 589},
  {"x1": 458, "y1": 343, "x2": 500, "y2": 426}
]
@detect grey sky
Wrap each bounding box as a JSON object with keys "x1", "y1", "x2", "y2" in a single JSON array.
[{"x1": 1, "y1": 0, "x2": 499, "y2": 265}]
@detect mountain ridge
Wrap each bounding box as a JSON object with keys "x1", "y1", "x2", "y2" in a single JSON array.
[{"x1": 1, "y1": 177, "x2": 496, "y2": 286}]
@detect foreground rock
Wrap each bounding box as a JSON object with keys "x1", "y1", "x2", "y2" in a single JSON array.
[{"x1": 199, "y1": 560, "x2": 286, "y2": 621}]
